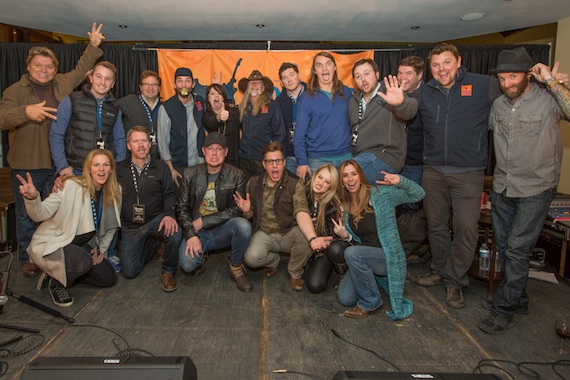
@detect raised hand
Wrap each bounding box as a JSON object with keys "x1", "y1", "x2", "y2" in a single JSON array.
[
  {"x1": 16, "y1": 172, "x2": 39, "y2": 200},
  {"x1": 88, "y1": 23, "x2": 104, "y2": 47},
  {"x1": 377, "y1": 75, "x2": 404, "y2": 106},
  {"x1": 375, "y1": 171, "x2": 401, "y2": 186},
  {"x1": 331, "y1": 217, "x2": 349, "y2": 240},
  {"x1": 551, "y1": 62, "x2": 570, "y2": 86},
  {"x1": 25, "y1": 101, "x2": 57, "y2": 123},
  {"x1": 219, "y1": 103, "x2": 230, "y2": 122},
  {"x1": 233, "y1": 191, "x2": 251, "y2": 214},
  {"x1": 212, "y1": 71, "x2": 223, "y2": 84}
]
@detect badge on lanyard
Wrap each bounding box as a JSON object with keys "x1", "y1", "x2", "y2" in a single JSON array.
[
  {"x1": 261, "y1": 105, "x2": 269, "y2": 114},
  {"x1": 351, "y1": 127, "x2": 359, "y2": 147},
  {"x1": 289, "y1": 122, "x2": 296, "y2": 143},
  {"x1": 133, "y1": 204, "x2": 146, "y2": 224},
  {"x1": 149, "y1": 131, "x2": 157, "y2": 146},
  {"x1": 96, "y1": 137, "x2": 106, "y2": 149},
  {"x1": 195, "y1": 101, "x2": 203, "y2": 111}
]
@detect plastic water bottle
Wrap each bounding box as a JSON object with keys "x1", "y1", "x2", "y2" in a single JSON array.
[{"x1": 479, "y1": 243, "x2": 490, "y2": 271}]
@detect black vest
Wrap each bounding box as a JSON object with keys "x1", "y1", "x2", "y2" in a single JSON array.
[
  {"x1": 66, "y1": 85, "x2": 119, "y2": 170},
  {"x1": 162, "y1": 94, "x2": 205, "y2": 168}
]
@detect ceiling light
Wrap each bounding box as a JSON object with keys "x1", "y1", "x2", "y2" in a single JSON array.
[
  {"x1": 411, "y1": 26, "x2": 420, "y2": 30},
  {"x1": 256, "y1": 24, "x2": 265, "y2": 28},
  {"x1": 118, "y1": 25, "x2": 128, "y2": 28},
  {"x1": 460, "y1": 12, "x2": 485, "y2": 21}
]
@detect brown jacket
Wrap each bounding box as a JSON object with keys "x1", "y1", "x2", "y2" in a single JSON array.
[{"x1": 0, "y1": 44, "x2": 103, "y2": 170}]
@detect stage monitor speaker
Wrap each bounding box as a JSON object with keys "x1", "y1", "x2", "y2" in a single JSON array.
[
  {"x1": 331, "y1": 371, "x2": 501, "y2": 380},
  {"x1": 20, "y1": 356, "x2": 197, "y2": 380}
]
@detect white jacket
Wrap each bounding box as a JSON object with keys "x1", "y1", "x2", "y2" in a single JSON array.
[{"x1": 25, "y1": 180, "x2": 121, "y2": 286}]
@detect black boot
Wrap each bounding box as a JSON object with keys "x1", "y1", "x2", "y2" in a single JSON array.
[{"x1": 332, "y1": 263, "x2": 348, "y2": 290}]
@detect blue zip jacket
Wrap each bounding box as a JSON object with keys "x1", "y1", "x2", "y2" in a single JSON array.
[{"x1": 419, "y1": 67, "x2": 500, "y2": 167}]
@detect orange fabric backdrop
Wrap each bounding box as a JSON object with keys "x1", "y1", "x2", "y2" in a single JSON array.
[{"x1": 157, "y1": 50, "x2": 373, "y2": 104}]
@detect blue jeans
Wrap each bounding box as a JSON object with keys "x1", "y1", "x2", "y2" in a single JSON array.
[
  {"x1": 400, "y1": 163, "x2": 424, "y2": 211},
  {"x1": 337, "y1": 245, "x2": 387, "y2": 311},
  {"x1": 120, "y1": 213, "x2": 182, "y2": 278},
  {"x1": 491, "y1": 188, "x2": 554, "y2": 318},
  {"x1": 179, "y1": 217, "x2": 251, "y2": 272},
  {"x1": 400, "y1": 164, "x2": 423, "y2": 186},
  {"x1": 285, "y1": 156, "x2": 298, "y2": 176},
  {"x1": 352, "y1": 152, "x2": 397, "y2": 184},
  {"x1": 307, "y1": 154, "x2": 352, "y2": 175},
  {"x1": 11, "y1": 168, "x2": 55, "y2": 261}
]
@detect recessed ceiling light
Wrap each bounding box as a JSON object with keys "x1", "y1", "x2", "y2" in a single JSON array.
[
  {"x1": 118, "y1": 25, "x2": 128, "y2": 28},
  {"x1": 460, "y1": 12, "x2": 486, "y2": 21},
  {"x1": 411, "y1": 26, "x2": 420, "y2": 30},
  {"x1": 256, "y1": 24, "x2": 265, "y2": 28}
]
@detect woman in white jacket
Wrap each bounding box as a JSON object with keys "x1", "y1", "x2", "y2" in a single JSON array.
[{"x1": 17, "y1": 149, "x2": 121, "y2": 307}]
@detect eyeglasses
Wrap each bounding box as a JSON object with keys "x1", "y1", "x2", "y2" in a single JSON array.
[
  {"x1": 263, "y1": 158, "x2": 285, "y2": 166},
  {"x1": 206, "y1": 146, "x2": 225, "y2": 153},
  {"x1": 141, "y1": 83, "x2": 160, "y2": 88}
]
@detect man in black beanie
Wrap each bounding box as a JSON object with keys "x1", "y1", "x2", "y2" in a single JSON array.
[{"x1": 157, "y1": 67, "x2": 206, "y2": 186}]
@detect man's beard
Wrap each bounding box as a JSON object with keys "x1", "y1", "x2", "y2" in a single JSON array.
[{"x1": 502, "y1": 76, "x2": 529, "y2": 101}]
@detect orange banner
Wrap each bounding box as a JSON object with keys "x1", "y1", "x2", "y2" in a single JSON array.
[{"x1": 157, "y1": 50, "x2": 373, "y2": 104}]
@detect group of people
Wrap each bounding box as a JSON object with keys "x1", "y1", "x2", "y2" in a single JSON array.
[{"x1": 1, "y1": 23, "x2": 569, "y2": 330}]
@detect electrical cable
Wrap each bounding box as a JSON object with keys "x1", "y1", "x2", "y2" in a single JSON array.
[
  {"x1": 473, "y1": 358, "x2": 570, "y2": 380},
  {"x1": 330, "y1": 328, "x2": 401, "y2": 372}
]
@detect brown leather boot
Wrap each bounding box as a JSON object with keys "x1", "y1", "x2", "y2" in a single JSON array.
[
  {"x1": 228, "y1": 258, "x2": 253, "y2": 293},
  {"x1": 22, "y1": 262, "x2": 40, "y2": 277}
]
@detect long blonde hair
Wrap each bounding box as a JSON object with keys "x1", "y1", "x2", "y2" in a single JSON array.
[
  {"x1": 309, "y1": 164, "x2": 340, "y2": 235},
  {"x1": 238, "y1": 89, "x2": 271, "y2": 122},
  {"x1": 70, "y1": 149, "x2": 121, "y2": 207},
  {"x1": 338, "y1": 159, "x2": 373, "y2": 227}
]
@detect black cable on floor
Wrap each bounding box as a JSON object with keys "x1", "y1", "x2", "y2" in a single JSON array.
[
  {"x1": 330, "y1": 328, "x2": 401, "y2": 372},
  {"x1": 474, "y1": 358, "x2": 570, "y2": 380}
]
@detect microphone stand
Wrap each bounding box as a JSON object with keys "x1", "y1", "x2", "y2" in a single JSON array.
[
  {"x1": 0, "y1": 252, "x2": 74, "y2": 323},
  {"x1": 8, "y1": 289, "x2": 75, "y2": 324}
]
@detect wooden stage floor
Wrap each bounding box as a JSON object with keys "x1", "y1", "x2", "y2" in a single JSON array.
[{"x1": 0, "y1": 251, "x2": 569, "y2": 380}]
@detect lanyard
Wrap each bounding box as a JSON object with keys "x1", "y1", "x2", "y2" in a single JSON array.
[
  {"x1": 130, "y1": 161, "x2": 150, "y2": 204},
  {"x1": 96, "y1": 98, "x2": 105, "y2": 138},
  {"x1": 139, "y1": 95, "x2": 158, "y2": 131},
  {"x1": 287, "y1": 88, "x2": 302, "y2": 143},
  {"x1": 90, "y1": 189, "x2": 103, "y2": 230}
]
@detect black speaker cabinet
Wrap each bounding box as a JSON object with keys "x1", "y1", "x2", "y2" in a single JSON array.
[
  {"x1": 331, "y1": 371, "x2": 501, "y2": 380},
  {"x1": 20, "y1": 356, "x2": 197, "y2": 380}
]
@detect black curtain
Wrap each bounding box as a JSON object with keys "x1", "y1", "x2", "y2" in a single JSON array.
[{"x1": 0, "y1": 42, "x2": 551, "y2": 167}]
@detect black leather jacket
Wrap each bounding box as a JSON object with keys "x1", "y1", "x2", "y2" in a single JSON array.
[{"x1": 177, "y1": 162, "x2": 246, "y2": 240}]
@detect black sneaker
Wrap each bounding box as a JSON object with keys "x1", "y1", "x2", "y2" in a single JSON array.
[
  {"x1": 48, "y1": 279, "x2": 74, "y2": 307},
  {"x1": 481, "y1": 299, "x2": 529, "y2": 315},
  {"x1": 478, "y1": 312, "x2": 514, "y2": 335},
  {"x1": 36, "y1": 271, "x2": 50, "y2": 290}
]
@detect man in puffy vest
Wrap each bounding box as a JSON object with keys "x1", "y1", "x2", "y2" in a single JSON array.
[
  {"x1": 50, "y1": 60, "x2": 126, "y2": 177},
  {"x1": 157, "y1": 67, "x2": 205, "y2": 187}
]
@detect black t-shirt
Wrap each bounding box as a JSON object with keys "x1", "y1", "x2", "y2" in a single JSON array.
[{"x1": 349, "y1": 211, "x2": 381, "y2": 247}]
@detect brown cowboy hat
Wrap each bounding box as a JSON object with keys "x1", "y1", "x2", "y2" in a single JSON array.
[{"x1": 238, "y1": 70, "x2": 274, "y2": 95}]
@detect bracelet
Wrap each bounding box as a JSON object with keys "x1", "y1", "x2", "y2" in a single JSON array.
[
  {"x1": 309, "y1": 236, "x2": 318, "y2": 243},
  {"x1": 244, "y1": 209, "x2": 253, "y2": 217},
  {"x1": 344, "y1": 234, "x2": 353, "y2": 242},
  {"x1": 546, "y1": 78, "x2": 564, "y2": 89}
]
